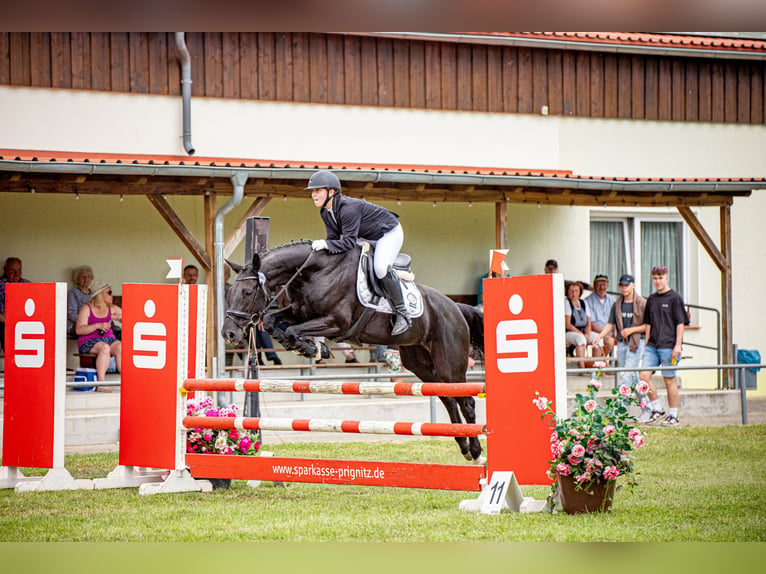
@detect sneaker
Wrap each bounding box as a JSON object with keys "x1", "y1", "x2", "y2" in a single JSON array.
[
  {"x1": 645, "y1": 410, "x2": 667, "y2": 425},
  {"x1": 661, "y1": 415, "x2": 680, "y2": 427},
  {"x1": 637, "y1": 409, "x2": 653, "y2": 423}
]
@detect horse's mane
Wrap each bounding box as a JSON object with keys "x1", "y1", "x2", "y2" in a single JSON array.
[{"x1": 268, "y1": 239, "x2": 313, "y2": 251}]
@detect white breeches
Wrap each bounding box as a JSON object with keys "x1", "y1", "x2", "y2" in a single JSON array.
[{"x1": 373, "y1": 224, "x2": 404, "y2": 279}]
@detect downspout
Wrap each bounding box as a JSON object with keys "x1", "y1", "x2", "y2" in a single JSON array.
[
  {"x1": 175, "y1": 32, "x2": 195, "y2": 156},
  {"x1": 215, "y1": 171, "x2": 247, "y2": 404}
]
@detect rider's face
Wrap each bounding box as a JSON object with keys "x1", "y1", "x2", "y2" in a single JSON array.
[{"x1": 311, "y1": 187, "x2": 329, "y2": 208}]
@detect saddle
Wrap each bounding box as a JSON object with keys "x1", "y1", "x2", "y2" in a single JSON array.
[{"x1": 358, "y1": 240, "x2": 415, "y2": 298}]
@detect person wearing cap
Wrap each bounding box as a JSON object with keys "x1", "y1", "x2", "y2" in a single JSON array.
[
  {"x1": 75, "y1": 280, "x2": 122, "y2": 382},
  {"x1": 305, "y1": 169, "x2": 411, "y2": 336},
  {"x1": 593, "y1": 274, "x2": 650, "y2": 418},
  {"x1": 585, "y1": 274, "x2": 616, "y2": 356},
  {"x1": 638, "y1": 265, "x2": 690, "y2": 427}
]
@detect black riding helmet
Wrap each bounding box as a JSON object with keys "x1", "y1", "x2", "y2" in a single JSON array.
[{"x1": 305, "y1": 170, "x2": 341, "y2": 209}]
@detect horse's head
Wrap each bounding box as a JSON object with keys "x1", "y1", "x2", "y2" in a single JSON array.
[{"x1": 221, "y1": 253, "x2": 271, "y2": 345}]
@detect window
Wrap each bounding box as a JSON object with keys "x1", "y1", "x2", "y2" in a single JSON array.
[{"x1": 590, "y1": 215, "x2": 686, "y2": 298}]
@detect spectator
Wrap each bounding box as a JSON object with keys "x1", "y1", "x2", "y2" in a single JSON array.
[
  {"x1": 564, "y1": 281, "x2": 603, "y2": 371},
  {"x1": 476, "y1": 271, "x2": 490, "y2": 308},
  {"x1": 585, "y1": 274, "x2": 616, "y2": 356},
  {"x1": 67, "y1": 265, "x2": 94, "y2": 338},
  {"x1": 544, "y1": 259, "x2": 592, "y2": 292},
  {"x1": 183, "y1": 264, "x2": 199, "y2": 285},
  {"x1": 0, "y1": 257, "x2": 31, "y2": 353},
  {"x1": 593, "y1": 274, "x2": 650, "y2": 417},
  {"x1": 638, "y1": 265, "x2": 690, "y2": 426},
  {"x1": 75, "y1": 280, "x2": 122, "y2": 383}
]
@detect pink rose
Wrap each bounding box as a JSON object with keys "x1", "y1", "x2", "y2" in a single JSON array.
[
  {"x1": 628, "y1": 428, "x2": 641, "y2": 440},
  {"x1": 640, "y1": 397, "x2": 648, "y2": 409},
  {"x1": 584, "y1": 400, "x2": 597, "y2": 413},
  {"x1": 571, "y1": 443, "x2": 585, "y2": 458},
  {"x1": 619, "y1": 384, "x2": 632, "y2": 397},
  {"x1": 239, "y1": 436, "x2": 252, "y2": 452},
  {"x1": 575, "y1": 472, "x2": 591, "y2": 483},
  {"x1": 594, "y1": 361, "x2": 606, "y2": 369},
  {"x1": 636, "y1": 381, "x2": 650, "y2": 395},
  {"x1": 556, "y1": 463, "x2": 571, "y2": 476},
  {"x1": 550, "y1": 431, "x2": 559, "y2": 443},
  {"x1": 634, "y1": 435, "x2": 645, "y2": 448},
  {"x1": 603, "y1": 466, "x2": 620, "y2": 480},
  {"x1": 551, "y1": 442, "x2": 562, "y2": 457},
  {"x1": 590, "y1": 379, "x2": 602, "y2": 389},
  {"x1": 568, "y1": 454, "x2": 581, "y2": 466},
  {"x1": 603, "y1": 424, "x2": 616, "y2": 436},
  {"x1": 532, "y1": 396, "x2": 548, "y2": 410}
]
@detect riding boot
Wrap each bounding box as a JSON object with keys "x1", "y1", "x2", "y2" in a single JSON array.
[{"x1": 379, "y1": 267, "x2": 412, "y2": 336}]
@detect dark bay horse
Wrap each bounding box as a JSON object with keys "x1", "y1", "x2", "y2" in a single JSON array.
[{"x1": 222, "y1": 241, "x2": 486, "y2": 462}]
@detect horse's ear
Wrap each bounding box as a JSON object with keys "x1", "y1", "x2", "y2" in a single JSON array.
[
  {"x1": 226, "y1": 259, "x2": 243, "y2": 274},
  {"x1": 251, "y1": 252, "x2": 261, "y2": 271}
]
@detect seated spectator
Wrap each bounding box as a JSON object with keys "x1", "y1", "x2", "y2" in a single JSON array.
[
  {"x1": 67, "y1": 265, "x2": 94, "y2": 338},
  {"x1": 585, "y1": 274, "x2": 616, "y2": 356},
  {"x1": 75, "y1": 280, "x2": 122, "y2": 382},
  {"x1": 0, "y1": 257, "x2": 31, "y2": 353},
  {"x1": 564, "y1": 281, "x2": 603, "y2": 370}
]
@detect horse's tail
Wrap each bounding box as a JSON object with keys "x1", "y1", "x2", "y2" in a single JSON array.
[{"x1": 457, "y1": 303, "x2": 484, "y2": 353}]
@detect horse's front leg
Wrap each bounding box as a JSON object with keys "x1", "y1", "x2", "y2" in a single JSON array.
[
  {"x1": 282, "y1": 316, "x2": 344, "y2": 359},
  {"x1": 263, "y1": 309, "x2": 300, "y2": 350}
]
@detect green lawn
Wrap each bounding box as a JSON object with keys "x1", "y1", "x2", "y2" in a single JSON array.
[{"x1": 1, "y1": 425, "x2": 764, "y2": 542}]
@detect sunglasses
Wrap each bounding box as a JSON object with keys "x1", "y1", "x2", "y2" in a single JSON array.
[
  {"x1": 651, "y1": 266, "x2": 668, "y2": 274},
  {"x1": 106, "y1": 290, "x2": 113, "y2": 295}
]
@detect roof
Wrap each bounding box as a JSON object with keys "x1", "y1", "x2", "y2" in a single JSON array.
[
  {"x1": 1, "y1": 149, "x2": 763, "y2": 207},
  {"x1": 358, "y1": 32, "x2": 766, "y2": 60}
]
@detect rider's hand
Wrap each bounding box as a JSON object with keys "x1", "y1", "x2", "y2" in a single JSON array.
[{"x1": 311, "y1": 240, "x2": 328, "y2": 251}]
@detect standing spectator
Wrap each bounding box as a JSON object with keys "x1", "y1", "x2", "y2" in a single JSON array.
[
  {"x1": 76, "y1": 280, "x2": 122, "y2": 383},
  {"x1": 585, "y1": 274, "x2": 616, "y2": 356},
  {"x1": 564, "y1": 281, "x2": 603, "y2": 371},
  {"x1": 639, "y1": 265, "x2": 690, "y2": 426},
  {"x1": 593, "y1": 274, "x2": 650, "y2": 417},
  {"x1": 183, "y1": 264, "x2": 199, "y2": 285},
  {"x1": 67, "y1": 265, "x2": 94, "y2": 338},
  {"x1": 0, "y1": 257, "x2": 31, "y2": 353}
]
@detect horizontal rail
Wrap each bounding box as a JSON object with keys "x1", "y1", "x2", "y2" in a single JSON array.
[
  {"x1": 184, "y1": 378, "x2": 485, "y2": 397},
  {"x1": 184, "y1": 416, "x2": 485, "y2": 438},
  {"x1": 186, "y1": 453, "x2": 486, "y2": 491}
]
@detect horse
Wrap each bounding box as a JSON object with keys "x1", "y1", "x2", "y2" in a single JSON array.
[{"x1": 222, "y1": 241, "x2": 486, "y2": 462}]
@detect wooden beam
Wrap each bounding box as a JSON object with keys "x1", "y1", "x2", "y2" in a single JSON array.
[
  {"x1": 720, "y1": 204, "x2": 733, "y2": 388},
  {"x1": 146, "y1": 194, "x2": 212, "y2": 269},
  {"x1": 224, "y1": 196, "x2": 271, "y2": 259},
  {"x1": 495, "y1": 201, "x2": 507, "y2": 249},
  {"x1": 677, "y1": 205, "x2": 726, "y2": 271}
]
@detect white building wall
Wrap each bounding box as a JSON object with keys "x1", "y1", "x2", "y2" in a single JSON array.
[{"x1": 1, "y1": 86, "x2": 764, "y2": 391}]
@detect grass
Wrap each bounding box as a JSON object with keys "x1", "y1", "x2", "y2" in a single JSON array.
[{"x1": 1, "y1": 425, "x2": 765, "y2": 542}]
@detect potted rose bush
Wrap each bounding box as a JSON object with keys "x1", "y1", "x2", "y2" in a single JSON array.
[
  {"x1": 533, "y1": 363, "x2": 649, "y2": 513},
  {"x1": 186, "y1": 396, "x2": 260, "y2": 489}
]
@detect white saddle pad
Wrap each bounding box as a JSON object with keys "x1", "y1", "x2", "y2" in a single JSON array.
[{"x1": 355, "y1": 256, "x2": 424, "y2": 318}]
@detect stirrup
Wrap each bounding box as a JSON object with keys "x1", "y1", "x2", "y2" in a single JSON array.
[{"x1": 391, "y1": 314, "x2": 411, "y2": 336}]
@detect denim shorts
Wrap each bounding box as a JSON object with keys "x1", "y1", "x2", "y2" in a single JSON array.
[{"x1": 642, "y1": 345, "x2": 679, "y2": 378}]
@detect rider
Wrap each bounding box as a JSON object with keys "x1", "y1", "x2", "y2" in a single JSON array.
[{"x1": 306, "y1": 169, "x2": 412, "y2": 335}]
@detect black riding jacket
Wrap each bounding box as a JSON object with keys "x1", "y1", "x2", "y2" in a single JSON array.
[{"x1": 320, "y1": 194, "x2": 399, "y2": 254}]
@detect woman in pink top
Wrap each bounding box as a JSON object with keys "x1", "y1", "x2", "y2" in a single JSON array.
[{"x1": 76, "y1": 280, "x2": 122, "y2": 381}]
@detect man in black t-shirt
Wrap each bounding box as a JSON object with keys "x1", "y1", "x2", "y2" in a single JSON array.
[{"x1": 639, "y1": 266, "x2": 690, "y2": 427}]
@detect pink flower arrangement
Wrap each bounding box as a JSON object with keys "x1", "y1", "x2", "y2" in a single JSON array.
[
  {"x1": 533, "y1": 362, "x2": 647, "y2": 502},
  {"x1": 185, "y1": 396, "x2": 260, "y2": 456}
]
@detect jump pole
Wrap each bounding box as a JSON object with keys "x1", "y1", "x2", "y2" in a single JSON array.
[{"x1": 0, "y1": 282, "x2": 94, "y2": 491}]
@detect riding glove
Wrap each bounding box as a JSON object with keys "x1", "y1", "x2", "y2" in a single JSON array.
[{"x1": 311, "y1": 240, "x2": 328, "y2": 251}]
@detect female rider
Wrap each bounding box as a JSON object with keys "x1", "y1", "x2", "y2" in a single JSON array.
[{"x1": 306, "y1": 169, "x2": 411, "y2": 335}]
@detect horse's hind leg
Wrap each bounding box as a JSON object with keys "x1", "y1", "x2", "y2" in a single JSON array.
[
  {"x1": 456, "y1": 397, "x2": 485, "y2": 463},
  {"x1": 437, "y1": 396, "x2": 473, "y2": 460}
]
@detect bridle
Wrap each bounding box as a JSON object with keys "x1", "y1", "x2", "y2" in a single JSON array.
[{"x1": 225, "y1": 250, "x2": 315, "y2": 334}]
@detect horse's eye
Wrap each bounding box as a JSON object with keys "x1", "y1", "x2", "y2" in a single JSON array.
[{"x1": 243, "y1": 288, "x2": 253, "y2": 297}]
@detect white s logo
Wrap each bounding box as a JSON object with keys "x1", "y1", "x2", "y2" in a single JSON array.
[
  {"x1": 496, "y1": 294, "x2": 539, "y2": 373},
  {"x1": 132, "y1": 299, "x2": 167, "y2": 369},
  {"x1": 14, "y1": 298, "x2": 45, "y2": 369}
]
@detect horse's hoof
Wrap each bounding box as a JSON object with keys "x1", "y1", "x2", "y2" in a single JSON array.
[
  {"x1": 473, "y1": 455, "x2": 487, "y2": 465},
  {"x1": 463, "y1": 452, "x2": 473, "y2": 461}
]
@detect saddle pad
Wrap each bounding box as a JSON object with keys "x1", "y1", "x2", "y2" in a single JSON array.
[{"x1": 356, "y1": 256, "x2": 424, "y2": 318}]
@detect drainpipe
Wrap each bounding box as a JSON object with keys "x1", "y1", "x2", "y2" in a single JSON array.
[
  {"x1": 175, "y1": 32, "x2": 195, "y2": 155},
  {"x1": 214, "y1": 171, "x2": 247, "y2": 405}
]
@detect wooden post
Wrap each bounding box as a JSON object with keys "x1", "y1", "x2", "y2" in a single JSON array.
[
  {"x1": 495, "y1": 201, "x2": 508, "y2": 249},
  {"x1": 204, "y1": 192, "x2": 217, "y2": 377}
]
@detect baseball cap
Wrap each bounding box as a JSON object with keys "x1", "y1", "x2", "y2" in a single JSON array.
[
  {"x1": 619, "y1": 274, "x2": 635, "y2": 286},
  {"x1": 593, "y1": 274, "x2": 608, "y2": 283},
  {"x1": 544, "y1": 259, "x2": 558, "y2": 268}
]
